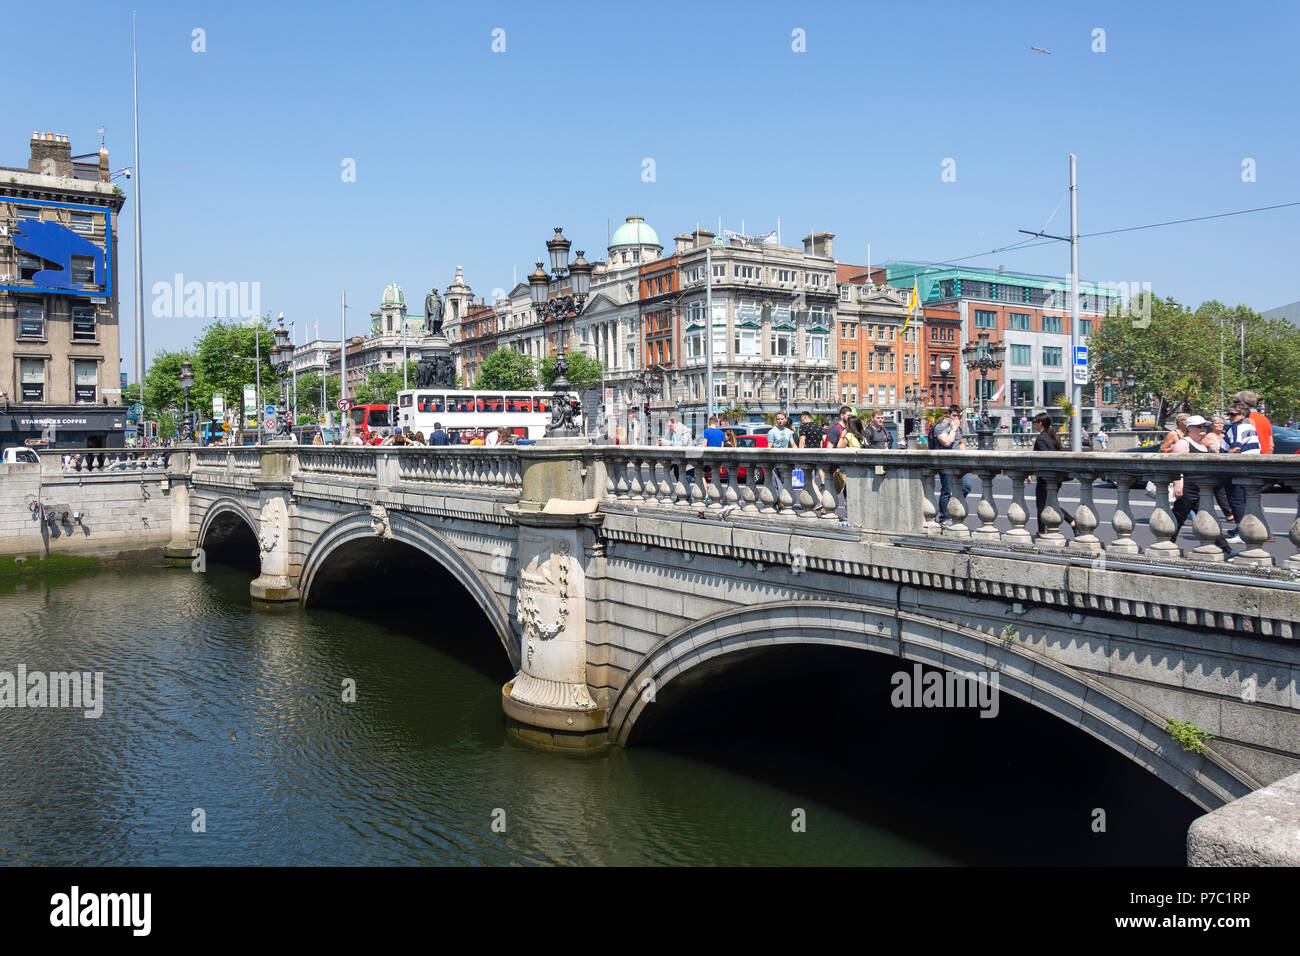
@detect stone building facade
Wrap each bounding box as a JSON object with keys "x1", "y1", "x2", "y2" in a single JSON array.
[{"x1": 0, "y1": 132, "x2": 127, "y2": 447}]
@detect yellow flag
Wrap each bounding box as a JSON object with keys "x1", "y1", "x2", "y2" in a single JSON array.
[{"x1": 902, "y1": 279, "x2": 920, "y2": 333}]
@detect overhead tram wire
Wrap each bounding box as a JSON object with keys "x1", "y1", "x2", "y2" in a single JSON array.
[{"x1": 878, "y1": 199, "x2": 1300, "y2": 287}]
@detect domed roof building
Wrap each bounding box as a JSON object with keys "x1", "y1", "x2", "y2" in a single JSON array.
[
  {"x1": 381, "y1": 282, "x2": 405, "y2": 307},
  {"x1": 605, "y1": 215, "x2": 661, "y2": 266}
]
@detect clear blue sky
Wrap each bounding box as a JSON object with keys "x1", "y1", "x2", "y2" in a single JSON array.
[{"x1": 13, "y1": 0, "x2": 1299, "y2": 380}]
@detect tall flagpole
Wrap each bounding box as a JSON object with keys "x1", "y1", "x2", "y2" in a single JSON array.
[{"x1": 132, "y1": 11, "x2": 145, "y2": 403}]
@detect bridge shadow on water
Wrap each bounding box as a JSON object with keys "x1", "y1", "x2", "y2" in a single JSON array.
[
  {"x1": 630, "y1": 644, "x2": 1202, "y2": 866},
  {"x1": 304, "y1": 538, "x2": 515, "y2": 682}
]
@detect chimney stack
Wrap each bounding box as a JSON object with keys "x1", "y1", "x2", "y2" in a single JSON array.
[
  {"x1": 802, "y1": 232, "x2": 835, "y2": 258},
  {"x1": 691, "y1": 228, "x2": 716, "y2": 248},
  {"x1": 28, "y1": 132, "x2": 74, "y2": 178}
]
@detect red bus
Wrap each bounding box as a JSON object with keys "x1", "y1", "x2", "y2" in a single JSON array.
[{"x1": 347, "y1": 404, "x2": 394, "y2": 443}]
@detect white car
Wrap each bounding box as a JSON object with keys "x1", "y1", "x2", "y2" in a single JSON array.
[{"x1": 2, "y1": 447, "x2": 40, "y2": 465}]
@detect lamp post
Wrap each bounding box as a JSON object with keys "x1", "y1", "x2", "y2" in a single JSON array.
[
  {"x1": 178, "y1": 359, "x2": 194, "y2": 443},
  {"x1": 268, "y1": 316, "x2": 294, "y2": 441},
  {"x1": 960, "y1": 332, "x2": 1005, "y2": 450},
  {"x1": 633, "y1": 365, "x2": 664, "y2": 445},
  {"x1": 937, "y1": 356, "x2": 953, "y2": 408},
  {"x1": 530, "y1": 228, "x2": 594, "y2": 439}
]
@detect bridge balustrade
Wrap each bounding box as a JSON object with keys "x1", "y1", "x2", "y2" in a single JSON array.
[
  {"x1": 297, "y1": 448, "x2": 379, "y2": 480},
  {"x1": 600, "y1": 447, "x2": 1300, "y2": 571},
  {"x1": 395, "y1": 447, "x2": 522, "y2": 490}
]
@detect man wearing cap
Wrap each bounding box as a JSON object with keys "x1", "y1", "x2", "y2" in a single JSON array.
[{"x1": 1169, "y1": 415, "x2": 1235, "y2": 556}]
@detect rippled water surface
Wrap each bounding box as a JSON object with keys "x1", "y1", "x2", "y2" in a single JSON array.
[{"x1": 0, "y1": 564, "x2": 1198, "y2": 866}]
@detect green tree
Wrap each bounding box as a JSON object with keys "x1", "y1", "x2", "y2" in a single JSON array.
[
  {"x1": 473, "y1": 348, "x2": 537, "y2": 390},
  {"x1": 295, "y1": 371, "x2": 341, "y2": 424},
  {"x1": 540, "y1": 352, "x2": 603, "y2": 391},
  {"x1": 192, "y1": 317, "x2": 277, "y2": 423}
]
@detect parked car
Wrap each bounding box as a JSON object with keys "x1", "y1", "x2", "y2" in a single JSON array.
[
  {"x1": 705, "y1": 433, "x2": 768, "y2": 485},
  {"x1": 1271, "y1": 425, "x2": 1300, "y2": 456}
]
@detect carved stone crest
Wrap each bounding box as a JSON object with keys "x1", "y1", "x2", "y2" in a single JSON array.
[
  {"x1": 370, "y1": 502, "x2": 392, "y2": 539},
  {"x1": 518, "y1": 539, "x2": 570, "y2": 643}
]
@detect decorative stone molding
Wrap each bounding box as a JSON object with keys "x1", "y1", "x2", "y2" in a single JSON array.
[{"x1": 369, "y1": 502, "x2": 393, "y2": 540}]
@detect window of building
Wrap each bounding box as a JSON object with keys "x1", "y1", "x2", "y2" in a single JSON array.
[
  {"x1": 867, "y1": 352, "x2": 874, "y2": 372},
  {"x1": 1043, "y1": 380, "x2": 1065, "y2": 406},
  {"x1": 1042, "y1": 315, "x2": 1063, "y2": 334},
  {"x1": 712, "y1": 324, "x2": 726, "y2": 358},
  {"x1": 736, "y1": 265, "x2": 759, "y2": 280},
  {"x1": 714, "y1": 379, "x2": 728, "y2": 400},
  {"x1": 812, "y1": 378, "x2": 823, "y2": 399},
  {"x1": 888, "y1": 354, "x2": 896, "y2": 373},
  {"x1": 1008, "y1": 312, "x2": 1030, "y2": 331},
  {"x1": 1042, "y1": 346, "x2": 1062, "y2": 366},
  {"x1": 771, "y1": 330, "x2": 794, "y2": 358},
  {"x1": 70, "y1": 255, "x2": 97, "y2": 285},
  {"x1": 74, "y1": 360, "x2": 97, "y2": 403},
  {"x1": 1010, "y1": 379, "x2": 1035, "y2": 407},
  {"x1": 742, "y1": 374, "x2": 754, "y2": 398},
  {"x1": 774, "y1": 268, "x2": 796, "y2": 283},
  {"x1": 1079, "y1": 319, "x2": 1092, "y2": 337},
  {"x1": 850, "y1": 385, "x2": 859, "y2": 404},
  {"x1": 712, "y1": 264, "x2": 725, "y2": 279},
  {"x1": 18, "y1": 253, "x2": 42, "y2": 281},
  {"x1": 1101, "y1": 383, "x2": 1118, "y2": 405},
  {"x1": 931, "y1": 327, "x2": 938, "y2": 341},
  {"x1": 840, "y1": 350, "x2": 848, "y2": 371},
  {"x1": 974, "y1": 310, "x2": 996, "y2": 329},
  {"x1": 20, "y1": 359, "x2": 44, "y2": 402},
  {"x1": 1009, "y1": 344, "x2": 1031, "y2": 366},
  {"x1": 734, "y1": 328, "x2": 759, "y2": 356},
  {"x1": 18, "y1": 302, "x2": 45, "y2": 338},
  {"x1": 69, "y1": 212, "x2": 94, "y2": 235},
  {"x1": 72, "y1": 307, "x2": 96, "y2": 341},
  {"x1": 686, "y1": 328, "x2": 705, "y2": 359},
  {"x1": 632, "y1": 251, "x2": 641, "y2": 263},
  {"x1": 839, "y1": 286, "x2": 851, "y2": 302},
  {"x1": 850, "y1": 352, "x2": 857, "y2": 371}
]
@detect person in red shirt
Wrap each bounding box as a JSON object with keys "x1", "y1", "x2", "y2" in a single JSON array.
[{"x1": 1235, "y1": 390, "x2": 1273, "y2": 455}]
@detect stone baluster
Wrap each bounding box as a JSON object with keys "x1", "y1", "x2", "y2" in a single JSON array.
[
  {"x1": 920, "y1": 468, "x2": 941, "y2": 536},
  {"x1": 627, "y1": 456, "x2": 644, "y2": 502},
  {"x1": 1233, "y1": 477, "x2": 1273, "y2": 567},
  {"x1": 738, "y1": 455, "x2": 759, "y2": 513},
  {"x1": 658, "y1": 458, "x2": 675, "y2": 505},
  {"x1": 613, "y1": 454, "x2": 630, "y2": 499},
  {"x1": 723, "y1": 457, "x2": 741, "y2": 511},
  {"x1": 1190, "y1": 499, "x2": 1228, "y2": 561},
  {"x1": 1145, "y1": 477, "x2": 1181, "y2": 559},
  {"x1": 651, "y1": 458, "x2": 671, "y2": 506},
  {"x1": 972, "y1": 470, "x2": 1000, "y2": 543},
  {"x1": 704, "y1": 455, "x2": 723, "y2": 511},
  {"x1": 1003, "y1": 467, "x2": 1032, "y2": 546},
  {"x1": 1107, "y1": 475, "x2": 1140, "y2": 555},
  {"x1": 756, "y1": 459, "x2": 777, "y2": 515},
  {"x1": 814, "y1": 462, "x2": 838, "y2": 522},
  {"x1": 1069, "y1": 469, "x2": 1102, "y2": 553},
  {"x1": 672, "y1": 456, "x2": 692, "y2": 510},
  {"x1": 1034, "y1": 472, "x2": 1067, "y2": 549},
  {"x1": 796, "y1": 460, "x2": 819, "y2": 521},
  {"x1": 941, "y1": 467, "x2": 970, "y2": 538}
]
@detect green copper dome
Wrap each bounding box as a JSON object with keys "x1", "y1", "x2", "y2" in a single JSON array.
[
  {"x1": 382, "y1": 282, "x2": 405, "y2": 306},
  {"x1": 609, "y1": 216, "x2": 660, "y2": 249}
]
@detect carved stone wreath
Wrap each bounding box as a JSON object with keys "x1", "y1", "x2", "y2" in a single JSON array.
[{"x1": 519, "y1": 540, "x2": 570, "y2": 643}]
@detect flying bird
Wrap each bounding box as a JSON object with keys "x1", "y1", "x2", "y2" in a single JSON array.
[{"x1": 1030, "y1": 46, "x2": 1051, "y2": 54}]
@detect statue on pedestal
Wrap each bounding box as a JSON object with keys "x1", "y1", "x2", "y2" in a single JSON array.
[{"x1": 424, "y1": 288, "x2": 445, "y2": 337}]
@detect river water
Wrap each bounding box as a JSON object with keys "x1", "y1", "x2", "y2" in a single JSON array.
[{"x1": 0, "y1": 563, "x2": 1200, "y2": 866}]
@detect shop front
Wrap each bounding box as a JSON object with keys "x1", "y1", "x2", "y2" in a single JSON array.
[{"x1": 0, "y1": 407, "x2": 127, "y2": 450}]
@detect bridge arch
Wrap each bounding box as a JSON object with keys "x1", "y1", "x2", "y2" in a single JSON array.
[
  {"x1": 298, "y1": 511, "x2": 520, "y2": 670},
  {"x1": 197, "y1": 496, "x2": 259, "y2": 547},
  {"x1": 608, "y1": 600, "x2": 1257, "y2": 810}
]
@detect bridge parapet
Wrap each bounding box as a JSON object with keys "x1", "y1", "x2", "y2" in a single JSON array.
[{"x1": 600, "y1": 447, "x2": 1300, "y2": 575}]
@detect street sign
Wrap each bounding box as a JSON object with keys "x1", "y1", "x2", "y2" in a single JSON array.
[
  {"x1": 243, "y1": 385, "x2": 257, "y2": 428},
  {"x1": 1074, "y1": 345, "x2": 1088, "y2": 366},
  {"x1": 264, "y1": 404, "x2": 276, "y2": 418},
  {"x1": 337, "y1": 399, "x2": 352, "y2": 412},
  {"x1": 1073, "y1": 345, "x2": 1090, "y2": 385},
  {"x1": 212, "y1": 394, "x2": 224, "y2": 418}
]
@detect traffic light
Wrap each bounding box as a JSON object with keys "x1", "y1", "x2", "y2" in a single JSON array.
[{"x1": 643, "y1": 402, "x2": 650, "y2": 417}]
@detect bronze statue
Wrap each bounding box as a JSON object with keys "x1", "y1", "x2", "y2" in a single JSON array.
[
  {"x1": 424, "y1": 287, "x2": 445, "y2": 336},
  {"x1": 416, "y1": 353, "x2": 455, "y2": 388}
]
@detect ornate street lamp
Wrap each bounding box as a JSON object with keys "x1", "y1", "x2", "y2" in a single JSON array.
[
  {"x1": 937, "y1": 356, "x2": 954, "y2": 407},
  {"x1": 268, "y1": 316, "x2": 294, "y2": 440},
  {"x1": 178, "y1": 358, "x2": 194, "y2": 443},
  {"x1": 531, "y1": 228, "x2": 598, "y2": 437},
  {"x1": 960, "y1": 332, "x2": 1005, "y2": 450}
]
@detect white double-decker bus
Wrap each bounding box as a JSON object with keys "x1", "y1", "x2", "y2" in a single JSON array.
[{"x1": 395, "y1": 389, "x2": 581, "y2": 443}]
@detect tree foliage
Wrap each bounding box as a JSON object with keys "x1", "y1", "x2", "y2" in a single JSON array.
[
  {"x1": 473, "y1": 348, "x2": 537, "y2": 390},
  {"x1": 1090, "y1": 293, "x2": 1300, "y2": 420},
  {"x1": 295, "y1": 371, "x2": 341, "y2": 424},
  {"x1": 352, "y1": 362, "x2": 416, "y2": 406},
  {"x1": 539, "y1": 351, "x2": 603, "y2": 391}
]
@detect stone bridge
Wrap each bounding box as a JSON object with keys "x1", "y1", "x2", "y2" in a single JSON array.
[{"x1": 12, "y1": 442, "x2": 1300, "y2": 844}]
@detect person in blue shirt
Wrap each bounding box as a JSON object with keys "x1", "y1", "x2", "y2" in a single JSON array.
[
  {"x1": 429, "y1": 422, "x2": 451, "y2": 446},
  {"x1": 702, "y1": 416, "x2": 726, "y2": 447}
]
